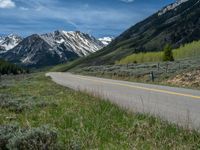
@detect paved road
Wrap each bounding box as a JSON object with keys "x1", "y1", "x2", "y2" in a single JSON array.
[{"x1": 47, "y1": 72, "x2": 200, "y2": 129}]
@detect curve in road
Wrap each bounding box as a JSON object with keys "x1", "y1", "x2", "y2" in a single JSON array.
[{"x1": 47, "y1": 72, "x2": 200, "y2": 129}]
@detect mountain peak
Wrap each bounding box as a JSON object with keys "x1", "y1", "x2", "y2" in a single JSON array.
[
  {"x1": 30, "y1": 34, "x2": 41, "y2": 38},
  {"x1": 7, "y1": 34, "x2": 20, "y2": 38},
  {"x1": 41, "y1": 30, "x2": 104, "y2": 56},
  {"x1": 0, "y1": 34, "x2": 22, "y2": 52}
]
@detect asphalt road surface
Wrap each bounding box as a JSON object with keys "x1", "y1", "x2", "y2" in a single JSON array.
[{"x1": 47, "y1": 72, "x2": 200, "y2": 129}]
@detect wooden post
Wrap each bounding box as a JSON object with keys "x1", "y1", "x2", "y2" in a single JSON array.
[
  {"x1": 166, "y1": 63, "x2": 169, "y2": 73},
  {"x1": 158, "y1": 63, "x2": 160, "y2": 71},
  {"x1": 150, "y1": 71, "x2": 155, "y2": 82}
]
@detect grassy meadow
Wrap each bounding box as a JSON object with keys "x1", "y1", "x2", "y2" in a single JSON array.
[
  {"x1": 117, "y1": 41, "x2": 200, "y2": 64},
  {"x1": 1, "y1": 73, "x2": 200, "y2": 149}
]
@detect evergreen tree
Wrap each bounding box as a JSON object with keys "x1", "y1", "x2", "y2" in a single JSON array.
[
  {"x1": 0, "y1": 59, "x2": 29, "y2": 75},
  {"x1": 163, "y1": 44, "x2": 174, "y2": 61}
]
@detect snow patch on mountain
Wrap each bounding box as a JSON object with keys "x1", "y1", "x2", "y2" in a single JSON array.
[
  {"x1": 158, "y1": 0, "x2": 189, "y2": 16},
  {"x1": 98, "y1": 37, "x2": 113, "y2": 46},
  {"x1": 41, "y1": 30, "x2": 104, "y2": 57},
  {"x1": 0, "y1": 34, "x2": 22, "y2": 53}
]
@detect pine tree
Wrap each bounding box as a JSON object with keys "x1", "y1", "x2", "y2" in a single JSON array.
[{"x1": 163, "y1": 44, "x2": 174, "y2": 61}]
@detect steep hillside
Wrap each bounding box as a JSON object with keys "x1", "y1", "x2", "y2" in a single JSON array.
[{"x1": 62, "y1": 0, "x2": 200, "y2": 68}]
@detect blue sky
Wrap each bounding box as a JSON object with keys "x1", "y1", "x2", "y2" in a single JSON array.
[{"x1": 0, "y1": 0, "x2": 175, "y2": 38}]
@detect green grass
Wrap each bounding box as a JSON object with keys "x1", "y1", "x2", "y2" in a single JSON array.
[
  {"x1": 1, "y1": 74, "x2": 200, "y2": 149},
  {"x1": 50, "y1": 58, "x2": 84, "y2": 72},
  {"x1": 116, "y1": 51, "x2": 163, "y2": 64},
  {"x1": 0, "y1": 74, "x2": 200, "y2": 149},
  {"x1": 117, "y1": 41, "x2": 200, "y2": 64}
]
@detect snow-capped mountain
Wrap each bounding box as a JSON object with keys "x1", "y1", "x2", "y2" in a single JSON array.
[
  {"x1": 98, "y1": 37, "x2": 113, "y2": 46},
  {"x1": 41, "y1": 30, "x2": 104, "y2": 57},
  {"x1": 0, "y1": 34, "x2": 22, "y2": 53},
  {"x1": 158, "y1": 0, "x2": 189, "y2": 16},
  {"x1": 0, "y1": 31, "x2": 104, "y2": 67}
]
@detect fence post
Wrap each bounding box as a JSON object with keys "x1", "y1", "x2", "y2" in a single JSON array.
[
  {"x1": 157, "y1": 63, "x2": 160, "y2": 71},
  {"x1": 166, "y1": 63, "x2": 169, "y2": 73},
  {"x1": 150, "y1": 71, "x2": 155, "y2": 82}
]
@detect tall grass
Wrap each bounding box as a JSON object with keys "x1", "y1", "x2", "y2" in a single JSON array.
[
  {"x1": 117, "y1": 41, "x2": 200, "y2": 64},
  {"x1": 1, "y1": 74, "x2": 200, "y2": 149}
]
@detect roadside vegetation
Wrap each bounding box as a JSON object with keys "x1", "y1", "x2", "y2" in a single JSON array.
[
  {"x1": 117, "y1": 41, "x2": 200, "y2": 64},
  {"x1": 1, "y1": 73, "x2": 200, "y2": 149},
  {"x1": 72, "y1": 57, "x2": 200, "y2": 89}
]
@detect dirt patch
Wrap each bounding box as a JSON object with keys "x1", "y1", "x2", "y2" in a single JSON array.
[{"x1": 167, "y1": 70, "x2": 200, "y2": 88}]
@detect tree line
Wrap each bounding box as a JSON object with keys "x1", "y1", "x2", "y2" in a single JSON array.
[{"x1": 0, "y1": 59, "x2": 29, "y2": 75}]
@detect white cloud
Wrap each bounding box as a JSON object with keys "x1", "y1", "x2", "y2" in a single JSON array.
[
  {"x1": 120, "y1": 0, "x2": 134, "y2": 3},
  {"x1": 0, "y1": 0, "x2": 15, "y2": 9},
  {"x1": 19, "y1": 7, "x2": 29, "y2": 11}
]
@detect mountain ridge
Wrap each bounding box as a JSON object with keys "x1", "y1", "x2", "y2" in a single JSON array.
[{"x1": 0, "y1": 31, "x2": 105, "y2": 67}]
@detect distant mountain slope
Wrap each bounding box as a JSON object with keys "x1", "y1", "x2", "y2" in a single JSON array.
[
  {"x1": 98, "y1": 37, "x2": 113, "y2": 46},
  {"x1": 67, "y1": 0, "x2": 200, "y2": 67},
  {"x1": 0, "y1": 34, "x2": 22, "y2": 53},
  {"x1": 0, "y1": 31, "x2": 104, "y2": 67}
]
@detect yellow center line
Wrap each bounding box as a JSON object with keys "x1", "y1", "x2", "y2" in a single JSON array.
[{"x1": 71, "y1": 75, "x2": 200, "y2": 100}]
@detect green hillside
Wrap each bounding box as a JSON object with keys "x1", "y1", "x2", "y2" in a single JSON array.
[{"x1": 118, "y1": 40, "x2": 200, "y2": 64}]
